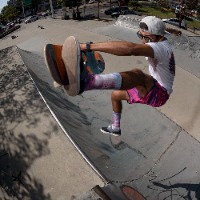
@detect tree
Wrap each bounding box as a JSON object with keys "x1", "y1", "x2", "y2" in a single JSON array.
[
  {"x1": 128, "y1": 0, "x2": 140, "y2": 10},
  {"x1": 32, "y1": 0, "x2": 41, "y2": 13},
  {"x1": 15, "y1": 0, "x2": 41, "y2": 15},
  {"x1": 57, "y1": 0, "x2": 65, "y2": 7},
  {"x1": 70, "y1": 0, "x2": 82, "y2": 8},
  {"x1": 197, "y1": 5, "x2": 200, "y2": 17},
  {"x1": 0, "y1": 14, "x2": 6, "y2": 25},
  {"x1": 154, "y1": 0, "x2": 169, "y2": 8},
  {"x1": 1, "y1": 5, "x2": 19, "y2": 22},
  {"x1": 186, "y1": 0, "x2": 198, "y2": 10},
  {"x1": 57, "y1": 0, "x2": 82, "y2": 8}
]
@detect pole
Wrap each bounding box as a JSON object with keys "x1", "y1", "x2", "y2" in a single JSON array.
[
  {"x1": 179, "y1": 0, "x2": 184, "y2": 28},
  {"x1": 49, "y1": 0, "x2": 54, "y2": 18},
  {"x1": 22, "y1": 0, "x2": 25, "y2": 18},
  {"x1": 83, "y1": 0, "x2": 86, "y2": 16},
  {"x1": 97, "y1": 0, "x2": 99, "y2": 18}
]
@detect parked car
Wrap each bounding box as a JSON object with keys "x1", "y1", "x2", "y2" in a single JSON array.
[
  {"x1": 24, "y1": 15, "x2": 38, "y2": 24},
  {"x1": 111, "y1": 9, "x2": 141, "y2": 18},
  {"x1": 15, "y1": 18, "x2": 22, "y2": 24},
  {"x1": 0, "y1": 24, "x2": 7, "y2": 33},
  {"x1": 88, "y1": 0, "x2": 98, "y2": 4},
  {"x1": 104, "y1": 6, "x2": 129, "y2": 15},
  {"x1": 6, "y1": 22, "x2": 15, "y2": 29},
  {"x1": 162, "y1": 18, "x2": 187, "y2": 30},
  {"x1": 41, "y1": 12, "x2": 49, "y2": 17}
]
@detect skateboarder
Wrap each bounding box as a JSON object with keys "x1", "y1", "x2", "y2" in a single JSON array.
[{"x1": 79, "y1": 16, "x2": 176, "y2": 136}]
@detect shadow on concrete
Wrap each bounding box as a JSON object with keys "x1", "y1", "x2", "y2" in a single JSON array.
[
  {"x1": 102, "y1": 164, "x2": 200, "y2": 200},
  {"x1": 0, "y1": 46, "x2": 54, "y2": 200},
  {"x1": 152, "y1": 181, "x2": 200, "y2": 200}
]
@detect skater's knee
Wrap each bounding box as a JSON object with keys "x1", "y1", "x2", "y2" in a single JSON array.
[
  {"x1": 112, "y1": 90, "x2": 129, "y2": 101},
  {"x1": 131, "y1": 68, "x2": 144, "y2": 77},
  {"x1": 112, "y1": 90, "x2": 120, "y2": 100},
  {"x1": 130, "y1": 68, "x2": 146, "y2": 83}
]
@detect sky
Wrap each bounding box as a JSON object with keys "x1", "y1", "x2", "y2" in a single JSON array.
[{"x1": 0, "y1": 0, "x2": 8, "y2": 12}]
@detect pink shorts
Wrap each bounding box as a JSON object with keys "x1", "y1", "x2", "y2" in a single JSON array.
[{"x1": 127, "y1": 80, "x2": 169, "y2": 107}]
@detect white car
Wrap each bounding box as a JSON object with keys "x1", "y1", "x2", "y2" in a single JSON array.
[
  {"x1": 162, "y1": 18, "x2": 187, "y2": 30},
  {"x1": 88, "y1": 0, "x2": 98, "y2": 4},
  {"x1": 24, "y1": 15, "x2": 38, "y2": 24}
]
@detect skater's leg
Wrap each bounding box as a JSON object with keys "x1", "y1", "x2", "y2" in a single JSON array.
[
  {"x1": 84, "y1": 68, "x2": 154, "y2": 95},
  {"x1": 111, "y1": 90, "x2": 129, "y2": 113},
  {"x1": 111, "y1": 90, "x2": 129, "y2": 129},
  {"x1": 120, "y1": 68, "x2": 154, "y2": 95},
  {"x1": 84, "y1": 73, "x2": 122, "y2": 91},
  {"x1": 100, "y1": 90, "x2": 129, "y2": 136},
  {"x1": 88, "y1": 68, "x2": 155, "y2": 136}
]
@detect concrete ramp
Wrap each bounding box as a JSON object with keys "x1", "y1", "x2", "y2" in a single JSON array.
[
  {"x1": 17, "y1": 47, "x2": 180, "y2": 181},
  {"x1": 15, "y1": 46, "x2": 200, "y2": 199}
]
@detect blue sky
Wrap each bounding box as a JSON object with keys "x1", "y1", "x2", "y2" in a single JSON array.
[{"x1": 0, "y1": 0, "x2": 8, "y2": 12}]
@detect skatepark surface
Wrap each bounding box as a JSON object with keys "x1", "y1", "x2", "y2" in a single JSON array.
[{"x1": 1, "y1": 15, "x2": 200, "y2": 200}]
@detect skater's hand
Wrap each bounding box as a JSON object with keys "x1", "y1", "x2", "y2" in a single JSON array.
[{"x1": 80, "y1": 43, "x2": 87, "y2": 51}]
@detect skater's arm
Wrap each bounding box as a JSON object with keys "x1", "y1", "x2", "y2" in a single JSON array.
[{"x1": 80, "y1": 41, "x2": 154, "y2": 57}]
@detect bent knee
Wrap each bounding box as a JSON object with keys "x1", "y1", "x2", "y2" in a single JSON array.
[
  {"x1": 112, "y1": 90, "x2": 129, "y2": 101},
  {"x1": 112, "y1": 90, "x2": 121, "y2": 99},
  {"x1": 131, "y1": 68, "x2": 144, "y2": 77}
]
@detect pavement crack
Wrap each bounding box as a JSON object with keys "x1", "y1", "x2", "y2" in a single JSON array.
[
  {"x1": 140, "y1": 127, "x2": 182, "y2": 181},
  {"x1": 108, "y1": 128, "x2": 182, "y2": 185},
  {"x1": 152, "y1": 127, "x2": 182, "y2": 166}
]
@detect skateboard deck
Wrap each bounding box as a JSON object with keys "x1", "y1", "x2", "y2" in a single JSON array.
[{"x1": 44, "y1": 36, "x2": 105, "y2": 96}]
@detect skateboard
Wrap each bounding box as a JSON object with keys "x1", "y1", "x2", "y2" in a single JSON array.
[{"x1": 44, "y1": 36, "x2": 105, "y2": 96}]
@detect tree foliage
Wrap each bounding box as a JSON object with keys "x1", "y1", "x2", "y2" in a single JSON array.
[
  {"x1": 56, "y1": 0, "x2": 65, "y2": 7},
  {"x1": 1, "y1": 5, "x2": 19, "y2": 21},
  {"x1": 14, "y1": 0, "x2": 41, "y2": 14},
  {"x1": 154, "y1": 0, "x2": 169, "y2": 8},
  {"x1": 197, "y1": 5, "x2": 200, "y2": 17},
  {"x1": 128, "y1": 0, "x2": 140, "y2": 10},
  {"x1": 185, "y1": 0, "x2": 198, "y2": 10},
  {"x1": 56, "y1": 0, "x2": 82, "y2": 8}
]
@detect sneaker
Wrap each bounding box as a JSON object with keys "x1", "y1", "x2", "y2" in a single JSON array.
[{"x1": 100, "y1": 125, "x2": 121, "y2": 136}]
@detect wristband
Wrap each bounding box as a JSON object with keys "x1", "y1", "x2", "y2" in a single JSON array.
[{"x1": 86, "y1": 41, "x2": 93, "y2": 51}]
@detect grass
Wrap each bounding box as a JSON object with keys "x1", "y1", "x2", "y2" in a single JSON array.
[{"x1": 137, "y1": 7, "x2": 200, "y2": 30}]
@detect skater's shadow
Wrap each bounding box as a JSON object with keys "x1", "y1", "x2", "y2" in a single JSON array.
[{"x1": 152, "y1": 181, "x2": 200, "y2": 200}]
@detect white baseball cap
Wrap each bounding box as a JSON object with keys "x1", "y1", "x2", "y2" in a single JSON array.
[{"x1": 139, "y1": 16, "x2": 166, "y2": 35}]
